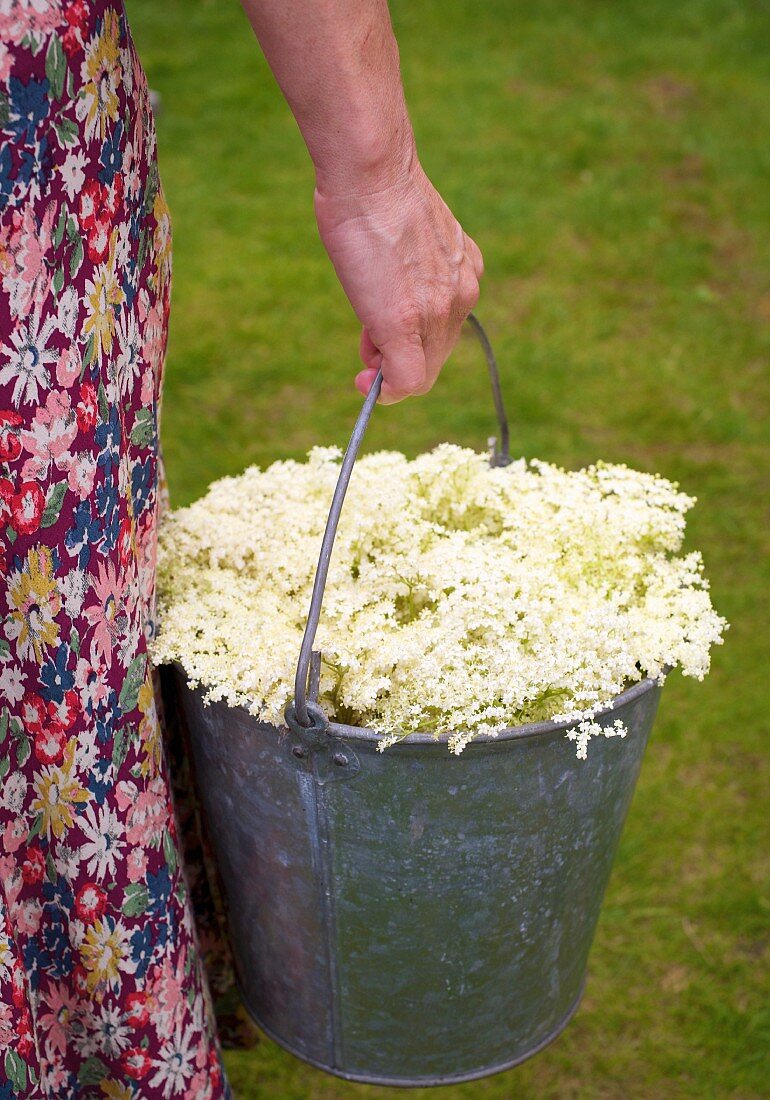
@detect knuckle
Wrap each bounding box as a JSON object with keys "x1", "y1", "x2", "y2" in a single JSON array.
[
  {"x1": 457, "y1": 264, "x2": 479, "y2": 304},
  {"x1": 465, "y1": 235, "x2": 484, "y2": 277}
]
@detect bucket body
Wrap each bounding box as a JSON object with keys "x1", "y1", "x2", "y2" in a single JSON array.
[{"x1": 168, "y1": 664, "x2": 661, "y2": 1086}]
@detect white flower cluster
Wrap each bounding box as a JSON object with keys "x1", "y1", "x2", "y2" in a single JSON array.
[
  {"x1": 565, "y1": 719, "x2": 628, "y2": 761},
  {"x1": 152, "y1": 445, "x2": 727, "y2": 755}
]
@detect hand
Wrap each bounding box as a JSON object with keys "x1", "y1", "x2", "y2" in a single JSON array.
[{"x1": 314, "y1": 156, "x2": 484, "y2": 404}]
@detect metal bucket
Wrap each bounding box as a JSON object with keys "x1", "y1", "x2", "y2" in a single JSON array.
[
  {"x1": 164, "y1": 317, "x2": 663, "y2": 1085},
  {"x1": 170, "y1": 667, "x2": 660, "y2": 1086}
]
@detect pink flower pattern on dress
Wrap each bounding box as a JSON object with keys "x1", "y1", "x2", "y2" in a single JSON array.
[{"x1": 0, "y1": 2, "x2": 231, "y2": 1095}]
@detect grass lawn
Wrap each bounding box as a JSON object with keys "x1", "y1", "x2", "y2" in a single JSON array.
[{"x1": 128, "y1": 1, "x2": 770, "y2": 1096}]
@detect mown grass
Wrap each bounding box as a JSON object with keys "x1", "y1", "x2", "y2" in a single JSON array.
[{"x1": 128, "y1": 1, "x2": 770, "y2": 1096}]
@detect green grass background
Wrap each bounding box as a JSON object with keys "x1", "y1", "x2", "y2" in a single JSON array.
[{"x1": 128, "y1": 1, "x2": 769, "y2": 1096}]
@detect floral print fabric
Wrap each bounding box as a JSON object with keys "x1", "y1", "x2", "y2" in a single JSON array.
[{"x1": 0, "y1": 2, "x2": 230, "y2": 1095}]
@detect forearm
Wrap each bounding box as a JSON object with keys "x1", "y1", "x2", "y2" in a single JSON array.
[
  {"x1": 240, "y1": 0, "x2": 415, "y2": 194},
  {"x1": 239, "y1": 0, "x2": 483, "y2": 403}
]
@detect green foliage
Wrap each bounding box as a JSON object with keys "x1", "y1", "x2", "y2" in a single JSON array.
[
  {"x1": 131, "y1": 405, "x2": 156, "y2": 446},
  {"x1": 4, "y1": 1049, "x2": 27, "y2": 1093},
  {"x1": 118, "y1": 653, "x2": 147, "y2": 713},
  {"x1": 40, "y1": 480, "x2": 67, "y2": 527},
  {"x1": 129, "y1": 0, "x2": 769, "y2": 1095},
  {"x1": 77, "y1": 1056, "x2": 109, "y2": 1086},
  {"x1": 122, "y1": 882, "x2": 151, "y2": 918},
  {"x1": 45, "y1": 33, "x2": 67, "y2": 101}
]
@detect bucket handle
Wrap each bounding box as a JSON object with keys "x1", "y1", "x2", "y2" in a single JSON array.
[{"x1": 286, "y1": 313, "x2": 511, "y2": 733}]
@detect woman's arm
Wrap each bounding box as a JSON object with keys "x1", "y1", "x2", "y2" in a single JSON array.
[{"x1": 240, "y1": 0, "x2": 483, "y2": 403}]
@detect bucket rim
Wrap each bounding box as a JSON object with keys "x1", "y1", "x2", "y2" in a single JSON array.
[
  {"x1": 169, "y1": 661, "x2": 664, "y2": 749},
  {"x1": 319, "y1": 672, "x2": 662, "y2": 747}
]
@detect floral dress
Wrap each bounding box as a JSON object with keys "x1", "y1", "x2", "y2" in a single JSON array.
[{"x1": 0, "y1": 2, "x2": 232, "y2": 1095}]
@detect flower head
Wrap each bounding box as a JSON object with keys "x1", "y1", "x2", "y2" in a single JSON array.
[
  {"x1": 153, "y1": 446, "x2": 728, "y2": 754},
  {"x1": 6, "y1": 545, "x2": 61, "y2": 663}
]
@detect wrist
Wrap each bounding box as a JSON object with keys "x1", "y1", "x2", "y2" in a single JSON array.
[{"x1": 313, "y1": 122, "x2": 418, "y2": 199}]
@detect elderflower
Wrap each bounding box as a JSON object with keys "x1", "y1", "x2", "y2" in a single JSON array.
[
  {"x1": 566, "y1": 719, "x2": 628, "y2": 761},
  {"x1": 152, "y1": 445, "x2": 727, "y2": 755}
]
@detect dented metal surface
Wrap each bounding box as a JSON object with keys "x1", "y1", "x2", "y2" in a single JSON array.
[{"x1": 168, "y1": 663, "x2": 661, "y2": 1086}]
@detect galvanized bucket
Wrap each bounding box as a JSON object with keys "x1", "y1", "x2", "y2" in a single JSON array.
[{"x1": 166, "y1": 317, "x2": 663, "y2": 1086}]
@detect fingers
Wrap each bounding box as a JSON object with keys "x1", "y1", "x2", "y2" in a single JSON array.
[
  {"x1": 415, "y1": 238, "x2": 483, "y2": 395},
  {"x1": 333, "y1": 169, "x2": 485, "y2": 402},
  {"x1": 464, "y1": 232, "x2": 484, "y2": 280},
  {"x1": 358, "y1": 329, "x2": 428, "y2": 405},
  {"x1": 356, "y1": 242, "x2": 482, "y2": 403},
  {"x1": 355, "y1": 330, "x2": 384, "y2": 398},
  {"x1": 418, "y1": 251, "x2": 482, "y2": 389},
  {"x1": 359, "y1": 327, "x2": 383, "y2": 373}
]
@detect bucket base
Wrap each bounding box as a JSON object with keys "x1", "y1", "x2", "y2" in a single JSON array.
[{"x1": 235, "y1": 976, "x2": 587, "y2": 1088}]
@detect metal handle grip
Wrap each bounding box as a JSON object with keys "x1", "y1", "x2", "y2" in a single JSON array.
[{"x1": 288, "y1": 313, "x2": 510, "y2": 731}]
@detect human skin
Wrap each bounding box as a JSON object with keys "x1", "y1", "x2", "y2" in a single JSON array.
[{"x1": 239, "y1": 0, "x2": 484, "y2": 404}]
